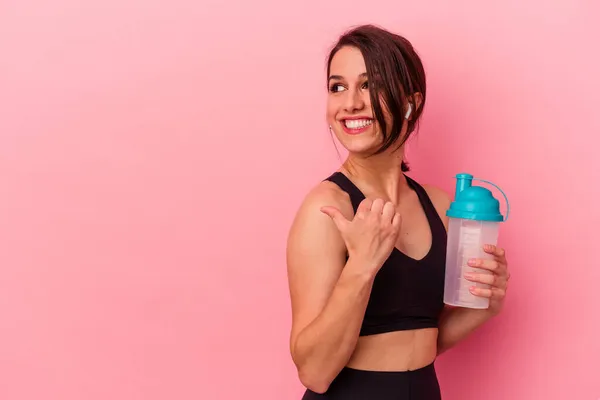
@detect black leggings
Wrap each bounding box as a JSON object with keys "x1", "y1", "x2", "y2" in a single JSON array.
[{"x1": 301, "y1": 362, "x2": 441, "y2": 400}]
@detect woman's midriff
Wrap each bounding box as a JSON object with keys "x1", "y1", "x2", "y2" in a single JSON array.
[{"x1": 346, "y1": 328, "x2": 439, "y2": 371}]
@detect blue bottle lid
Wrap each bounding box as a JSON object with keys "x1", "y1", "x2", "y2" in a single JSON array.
[{"x1": 446, "y1": 173, "x2": 510, "y2": 222}]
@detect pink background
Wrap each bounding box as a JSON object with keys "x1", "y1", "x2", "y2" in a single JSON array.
[{"x1": 1, "y1": 0, "x2": 599, "y2": 399}]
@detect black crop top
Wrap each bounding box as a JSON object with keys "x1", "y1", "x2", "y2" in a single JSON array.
[{"x1": 325, "y1": 172, "x2": 447, "y2": 336}]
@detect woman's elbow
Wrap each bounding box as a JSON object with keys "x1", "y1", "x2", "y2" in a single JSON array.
[{"x1": 298, "y1": 367, "x2": 332, "y2": 394}]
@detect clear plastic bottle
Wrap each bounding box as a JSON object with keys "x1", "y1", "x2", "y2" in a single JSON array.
[{"x1": 443, "y1": 173, "x2": 509, "y2": 309}]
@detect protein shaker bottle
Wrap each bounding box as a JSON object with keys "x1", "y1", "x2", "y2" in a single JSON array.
[{"x1": 443, "y1": 173, "x2": 510, "y2": 309}]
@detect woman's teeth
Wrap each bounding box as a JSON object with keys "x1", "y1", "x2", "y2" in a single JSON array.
[{"x1": 344, "y1": 119, "x2": 373, "y2": 129}]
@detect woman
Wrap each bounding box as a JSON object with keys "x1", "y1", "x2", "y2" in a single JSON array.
[{"x1": 286, "y1": 25, "x2": 510, "y2": 399}]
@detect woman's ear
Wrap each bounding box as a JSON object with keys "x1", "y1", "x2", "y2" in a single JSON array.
[
  {"x1": 404, "y1": 92, "x2": 423, "y2": 121},
  {"x1": 412, "y1": 92, "x2": 423, "y2": 113}
]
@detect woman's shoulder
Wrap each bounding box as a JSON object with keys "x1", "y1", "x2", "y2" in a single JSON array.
[
  {"x1": 420, "y1": 182, "x2": 452, "y2": 229},
  {"x1": 286, "y1": 178, "x2": 350, "y2": 260},
  {"x1": 291, "y1": 178, "x2": 355, "y2": 226},
  {"x1": 421, "y1": 183, "x2": 451, "y2": 205}
]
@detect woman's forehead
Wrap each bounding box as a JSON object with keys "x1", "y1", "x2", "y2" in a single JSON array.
[{"x1": 329, "y1": 46, "x2": 367, "y2": 78}]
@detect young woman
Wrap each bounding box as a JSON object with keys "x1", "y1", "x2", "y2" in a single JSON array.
[{"x1": 286, "y1": 25, "x2": 511, "y2": 399}]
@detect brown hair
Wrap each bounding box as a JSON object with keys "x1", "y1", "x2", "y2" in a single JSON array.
[{"x1": 327, "y1": 25, "x2": 426, "y2": 172}]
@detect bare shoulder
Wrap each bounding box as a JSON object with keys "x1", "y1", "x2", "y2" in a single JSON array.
[
  {"x1": 421, "y1": 183, "x2": 452, "y2": 230},
  {"x1": 286, "y1": 179, "x2": 354, "y2": 351},
  {"x1": 287, "y1": 179, "x2": 354, "y2": 249}
]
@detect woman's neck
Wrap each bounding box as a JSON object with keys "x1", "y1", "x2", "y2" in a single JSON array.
[{"x1": 341, "y1": 149, "x2": 410, "y2": 201}]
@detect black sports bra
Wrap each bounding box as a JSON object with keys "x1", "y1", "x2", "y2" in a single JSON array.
[{"x1": 325, "y1": 172, "x2": 447, "y2": 336}]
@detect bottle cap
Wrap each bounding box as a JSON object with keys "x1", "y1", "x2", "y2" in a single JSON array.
[{"x1": 446, "y1": 173, "x2": 509, "y2": 222}]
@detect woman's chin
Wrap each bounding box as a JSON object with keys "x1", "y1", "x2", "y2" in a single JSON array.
[{"x1": 339, "y1": 137, "x2": 381, "y2": 156}]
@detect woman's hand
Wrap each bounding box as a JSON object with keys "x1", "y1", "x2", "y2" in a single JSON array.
[
  {"x1": 464, "y1": 244, "x2": 510, "y2": 316},
  {"x1": 320, "y1": 198, "x2": 402, "y2": 274}
]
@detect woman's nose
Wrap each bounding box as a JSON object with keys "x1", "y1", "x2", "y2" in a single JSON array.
[{"x1": 344, "y1": 89, "x2": 365, "y2": 112}]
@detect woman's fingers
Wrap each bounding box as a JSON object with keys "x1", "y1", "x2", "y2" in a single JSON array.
[
  {"x1": 464, "y1": 271, "x2": 496, "y2": 286},
  {"x1": 483, "y1": 244, "x2": 505, "y2": 258},
  {"x1": 356, "y1": 198, "x2": 373, "y2": 219},
  {"x1": 469, "y1": 286, "x2": 506, "y2": 299},
  {"x1": 392, "y1": 213, "x2": 402, "y2": 232},
  {"x1": 382, "y1": 201, "x2": 396, "y2": 222},
  {"x1": 468, "y1": 258, "x2": 500, "y2": 272},
  {"x1": 370, "y1": 198, "x2": 385, "y2": 215}
]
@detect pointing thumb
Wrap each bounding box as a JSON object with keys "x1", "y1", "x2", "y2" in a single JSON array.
[{"x1": 320, "y1": 206, "x2": 349, "y2": 232}]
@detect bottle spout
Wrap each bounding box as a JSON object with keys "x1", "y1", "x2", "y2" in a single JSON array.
[
  {"x1": 455, "y1": 173, "x2": 473, "y2": 197},
  {"x1": 447, "y1": 173, "x2": 509, "y2": 222}
]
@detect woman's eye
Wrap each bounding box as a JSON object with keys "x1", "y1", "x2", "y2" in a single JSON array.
[{"x1": 329, "y1": 82, "x2": 369, "y2": 93}]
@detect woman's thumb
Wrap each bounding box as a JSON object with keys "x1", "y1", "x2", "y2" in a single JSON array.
[{"x1": 320, "y1": 206, "x2": 349, "y2": 232}]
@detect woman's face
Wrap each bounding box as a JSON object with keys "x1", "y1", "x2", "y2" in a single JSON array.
[{"x1": 326, "y1": 46, "x2": 387, "y2": 155}]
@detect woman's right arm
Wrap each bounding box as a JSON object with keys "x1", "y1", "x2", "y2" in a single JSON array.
[{"x1": 286, "y1": 185, "x2": 381, "y2": 394}]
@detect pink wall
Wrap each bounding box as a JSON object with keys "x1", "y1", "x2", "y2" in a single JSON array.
[{"x1": 1, "y1": 1, "x2": 599, "y2": 399}]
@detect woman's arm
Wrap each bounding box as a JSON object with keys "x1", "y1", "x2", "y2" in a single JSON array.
[
  {"x1": 437, "y1": 243, "x2": 510, "y2": 353},
  {"x1": 436, "y1": 306, "x2": 495, "y2": 354},
  {"x1": 287, "y1": 185, "x2": 376, "y2": 394},
  {"x1": 423, "y1": 185, "x2": 510, "y2": 355}
]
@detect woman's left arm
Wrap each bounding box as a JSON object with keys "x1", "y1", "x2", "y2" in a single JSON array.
[
  {"x1": 422, "y1": 184, "x2": 511, "y2": 355},
  {"x1": 436, "y1": 245, "x2": 511, "y2": 354}
]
